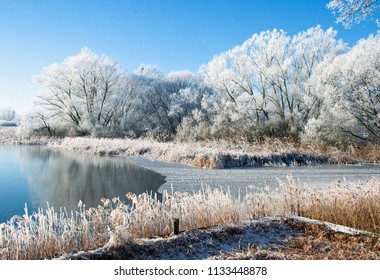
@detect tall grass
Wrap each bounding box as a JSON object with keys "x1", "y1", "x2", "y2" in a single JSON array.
[
  {"x1": 0, "y1": 176, "x2": 379, "y2": 260},
  {"x1": 281, "y1": 174, "x2": 380, "y2": 232}
]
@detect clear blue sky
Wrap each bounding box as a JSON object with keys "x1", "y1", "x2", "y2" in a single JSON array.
[{"x1": 0, "y1": 0, "x2": 378, "y2": 115}]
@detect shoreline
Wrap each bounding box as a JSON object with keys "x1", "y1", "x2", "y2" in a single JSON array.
[
  {"x1": 48, "y1": 137, "x2": 333, "y2": 169},
  {"x1": 2, "y1": 127, "x2": 378, "y2": 169}
]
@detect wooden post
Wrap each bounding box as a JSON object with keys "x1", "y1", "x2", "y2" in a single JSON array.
[{"x1": 173, "y1": 218, "x2": 179, "y2": 235}]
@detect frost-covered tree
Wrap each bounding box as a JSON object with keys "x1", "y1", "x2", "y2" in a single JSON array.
[
  {"x1": 133, "y1": 65, "x2": 174, "y2": 137},
  {"x1": 327, "y1": 0, "x2": 380, "y2": 28},
  {"x1": 202, "y1": 26, "x2": 345, "y2": 139},
  {"x1": 133, "y1": 66, "x2": 205, "y2": 139},
  {"x1": 305, "y1": 32, "x2": 380, "y2": 144},
  {"x1": 18, "y1": 108, "x2": 70, "y2": 137},
  {"x1": 166, "y1": 70, "x2": 205, "y2": 125},
  {"x1": 33, "y1": 48, "x2": 138, "y2": 136},
  {"x1": 26, "y1": 50, "x2": 207, "y2": 139},
  {"x1": 25, "y1": 27, "x2": 379, "y2": 145}
]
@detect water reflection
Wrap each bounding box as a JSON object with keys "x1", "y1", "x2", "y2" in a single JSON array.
[{"x1": 16, "y1": 146, "x2": 166, "y2": 214}]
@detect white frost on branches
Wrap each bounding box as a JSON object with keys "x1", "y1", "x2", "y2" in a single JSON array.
[
  {"x1": 20, "y1": 26, "x2": 380, "y2": 145},
  {"x1": 199, "y1": 26, "x2": 345, "y2": 140},
  {"x1": 327, "y1": 0, "x2": 380, "y2": 28},
  {"x1": 302, "y1": 31, "x2": 380, "y2": 144}
]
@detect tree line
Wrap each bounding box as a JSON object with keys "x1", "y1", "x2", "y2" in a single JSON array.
[{"x1": 20, "y1": 26, "x2": 380, "y2": 145}]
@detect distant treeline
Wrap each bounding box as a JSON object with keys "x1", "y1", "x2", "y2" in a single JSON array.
[{"x1": 20, "y1": 26, "x2": 380, "y2": 146}]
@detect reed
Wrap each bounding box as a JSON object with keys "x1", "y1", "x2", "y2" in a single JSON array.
[
  {"x1": 281, "y1": 174, "x2": 380, "y2": 233},
  {"x1": 0, "y1": 176, "x2": 379, "y2": 260}
]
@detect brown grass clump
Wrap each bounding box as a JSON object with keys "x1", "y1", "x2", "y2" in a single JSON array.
[
  {"x1": 279, "y1": 221, "x2": 380, "y2": 260},
  {"x1": 215, "y1": 218, "x2": 380, "y2": 260},
  {"x1": 351, "y1": 146, "x2": 380, "y2": 163},
  {"x1": 280, "y1": 174, "x2": 380, "y2": 234},
  {"x1": 192, "y1": 155, "x2": 221, "y2": 169}
]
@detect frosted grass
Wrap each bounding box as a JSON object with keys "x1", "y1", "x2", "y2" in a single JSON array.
[
  {"x1": 48, "y1": 137, "x2": 332, "y2": 168},
  {"x1": 1, "y1": 176, "x2": 379, "y2": 260}
]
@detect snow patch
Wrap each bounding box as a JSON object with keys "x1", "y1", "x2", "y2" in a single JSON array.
[{"x1": 58, "y1": 215, "x2": 378, "y2": 260}]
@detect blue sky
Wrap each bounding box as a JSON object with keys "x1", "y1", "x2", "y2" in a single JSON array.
[{"x1": 0, "y1": 0, "x2": 378, "y2": 115}]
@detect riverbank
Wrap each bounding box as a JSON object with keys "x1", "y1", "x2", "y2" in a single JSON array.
[
  {"x1": 2, "y1": 126, "x2": 378, "y2": 168},
  {"x1": 47, "y1": 137, "x2": 332, "y2": 168},
  {"x1": 47, "y1": 136, "x2": 380, "y2": 167}
]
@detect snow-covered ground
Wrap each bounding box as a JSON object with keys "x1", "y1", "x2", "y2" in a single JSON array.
[{"x1": 58, "y1": 215, "x2": 380, "y2": 260}]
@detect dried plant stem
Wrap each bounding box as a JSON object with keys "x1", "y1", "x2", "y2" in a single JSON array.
[{"x1": 1, "y1": 176, "x2": 379, "y2": 260}]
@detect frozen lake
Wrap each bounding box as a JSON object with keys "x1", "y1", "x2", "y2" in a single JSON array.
[
  {"x1": 0, "y1": 145, "x2": 379, "y2": 223},
  {"x1": 128, "y1": 156, "x2": 380, "y2": 193}
]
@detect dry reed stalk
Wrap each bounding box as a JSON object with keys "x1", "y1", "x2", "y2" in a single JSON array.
[{"x1": 0, "y1": 176, "x2": 379, "y2": 260}]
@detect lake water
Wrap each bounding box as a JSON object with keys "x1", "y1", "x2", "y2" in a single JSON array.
[
  {"x1": 1, "y1": 145, "x2": 380, "y2": 223},
  {"x1": 0, "y1": 145, "x2": 165, "y2": 223}
]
